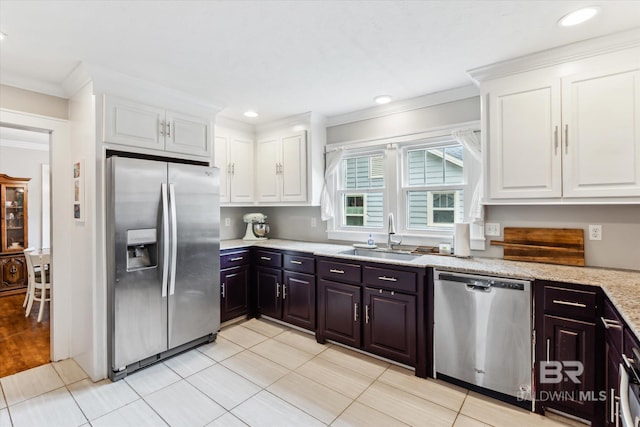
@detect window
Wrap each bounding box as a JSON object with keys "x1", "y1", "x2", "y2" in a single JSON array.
[
  {"x1": 404, "y1": 143, "x2": 464, "y2": 229},
  {"x1": 338, "y1": 153, "x2": 385, "y2": 229},
  {"x1": 328, "y1": 129, "x2": 478, "y2": 244}
]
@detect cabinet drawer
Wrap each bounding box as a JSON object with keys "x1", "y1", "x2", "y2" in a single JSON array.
[
  {"x1": 255, "y1": 249, "x2": 282, "y2": 268},
  {"x1": 624, "y1": 327, "x2": 640, "y2": 360},
  {"x1": 543, "y1": 285, "x2": 598, "y2": 319},
  {"x1": 221, "y1": 250, "x2": 250, "y2": 269},
  {"x1": 363, "y1": 266, "x2": 416, "y2": 293},
  {"x1": 318, "y1": 259, "x2": 361, "y2": 284},
  {"x1": 284, "y1": 254, "x2": 315, "y2": 274},
  {"x1": 602, "y1": 299, "x2": 624, "y2": 353}
]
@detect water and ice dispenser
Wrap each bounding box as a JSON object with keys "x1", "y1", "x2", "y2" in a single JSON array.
[{"x1": 126, "y1": 228, "x2": 158, "y2": 271}]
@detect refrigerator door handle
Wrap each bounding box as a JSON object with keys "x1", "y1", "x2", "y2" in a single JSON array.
[
  {"x1": 169, "y1": 183, "x2": 178, "y2": 296},
  {"x1": 161, "y1": 183, "x2": 170, "y2": 297}
]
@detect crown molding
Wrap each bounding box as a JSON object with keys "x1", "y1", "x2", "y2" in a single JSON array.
[
  {"x1": 61, "y1": 62, "x2": 225, "y2": 115},
  {"x1": 0, "y1": 73, "x2": 68, "y2": 98},
  {"x1": 214, "y1": 116, "x2": 256, "y2": 134},
  {"x1": 468, "y1": 27, "x2": 640, "y2": 84},
  {"x1": 325, "y1": 85, "x2": 479, "y2": 128}
]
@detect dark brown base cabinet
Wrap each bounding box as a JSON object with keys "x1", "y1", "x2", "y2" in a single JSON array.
[
  {"x1": 318, "y1": 279, "x2": 361, "y2": 348},
  {"x1": 316, "y1": 257, "x2": 426, "y2": 377},
  {"x1": 220, "y1": 249, "x2": 251, "y2": 322},
  {"x1": 535, "y1": 280, "x2": 603, "y2": 424},
  {"x1": 363, "y1": 287, "x2": 416, "y2": 366},
  {"x1": 255, "y1": 249, "x2": 316, "y2": 332}
]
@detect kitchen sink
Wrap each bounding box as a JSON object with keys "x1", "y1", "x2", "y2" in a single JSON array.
[{"x1": 338, "y1": 248, "x2": 422, "y2": 261}]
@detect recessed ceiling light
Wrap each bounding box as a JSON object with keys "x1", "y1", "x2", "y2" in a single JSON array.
[
  {"x1": 0, "y1": 32, "x2": 7, "y2": 41},
  {"x1": 243, "y1": 110, "x2": 258, "y2": 118},
  {"x1": 558, "y1": 7, "x2": 599, "y2": 27},
  {"x1": 374, "y1": 95, "x2": 392, "y2": 105}
]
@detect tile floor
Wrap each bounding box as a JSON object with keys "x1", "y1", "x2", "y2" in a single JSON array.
[{"x1": 0, "y1": 318, "x2": 576, "y2": 427}]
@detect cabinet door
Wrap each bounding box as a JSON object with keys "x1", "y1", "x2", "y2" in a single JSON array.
[
  {"x1": 256, "y1": 137, "x2": 281, "y2": 202},
  {"x1": 562, "y1": 67, "x2": 640, "y2": 198},
  {"x1": 282, "y1": 271, "x2": 315, "y2": 331},
  {"x1": 220, "y1": 267, "x2": 249, "y2": 322},
  {"x1": 256, "y1": 267, "x2": 282, "y2": 319},
  {"x1": 364, "y1": 288, "x2": 416, "y2": 366},
  {"x1": 281, "y1": 131, "x2": 307, "y2": 202},
  {"x1": 214, "y1": 135, "x2": 230, "y2": 203},
  {"x1": 103, "y1": 95, "x2": 165, "y2": 150},
  {"x1": 318, "y1": 279, "x2": 361, "y2": 348},
  {"x1": 229, "y1": 135, "x2": 255, "y2": 203},
  {"x1": 604, "y1": 340, "x2": 622, "y2": 427},
  {"x1": 1, "y1": 182, "x2": 28, "y2": 252},
  {"x1": 0, "y1": 255, "x2": 27, "y2": 292},
  {"x1": 487, "y1": 76, "x2": 562, "y2": 199},
  {"x1": 165, "y1": 110, "x2": 211, "y2": 157},
  {"x1": 541, "y1": 315, "x2": 596, "y2": 418}
]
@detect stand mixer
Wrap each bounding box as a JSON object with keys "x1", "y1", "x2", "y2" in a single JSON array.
[{"x1": 242, "y1": 213, "x2": 270, "y2": 240}]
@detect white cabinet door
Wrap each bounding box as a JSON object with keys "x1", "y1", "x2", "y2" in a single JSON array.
[
  {"x1": 562, "y1": 67, "x2": 640, "y2": 198},
  {"x1": 103, "y1": 95, "x2": 164, "y2": 150},
  {"x1": 229, "y1": 136, "x2": 254, "y2": 203},
  {"x1": 487, "y1": 77, "x2": 562, "y2": 200},
  {"x1": 214, "y1": 135, "x2": 229, "y2": 203},
  {"x1": 165, "y1": 110, "x2": 211, "y2": 157},
  {"x1": 256, "y1": 137, "x2": 281, "y2": 202},
  {"x1": 281, "y1": 131, "x2": 307, "y2": 202}
]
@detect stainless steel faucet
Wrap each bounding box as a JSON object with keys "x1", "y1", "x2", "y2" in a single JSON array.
[{"x1": 387, "y1": 213, "x2": 402, "y2": 249}]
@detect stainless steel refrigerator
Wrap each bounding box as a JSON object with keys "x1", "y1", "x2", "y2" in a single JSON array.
[{"x1": 106, "y1": 156, "x2": 220, "y2": 381}]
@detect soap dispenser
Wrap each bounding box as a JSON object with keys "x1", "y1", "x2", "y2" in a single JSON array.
[{"x1": 367, "y1": 233, "x2": 374, "y2": 246}]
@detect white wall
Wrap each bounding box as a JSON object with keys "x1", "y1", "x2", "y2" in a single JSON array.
[
  {"x1": 66, "y1": 82, "x2": 103, "y2": 380},
  {"x1": 0, "y1": 143, "x2": 49, "y2": 249}
]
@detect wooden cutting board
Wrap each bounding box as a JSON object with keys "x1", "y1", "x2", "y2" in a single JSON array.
[{"x1": 490, "y1": 227, "x2": 585, "y2": 266}]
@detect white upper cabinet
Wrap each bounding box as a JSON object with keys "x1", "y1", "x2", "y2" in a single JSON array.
[
  {"x1": 214, "y1": 123, "x2": 254, "y2": 205},
  {"x1": 562, "y1": 66, "x2": 640, "y2": 198},
  {"x1": 253, "y1": 112, "x2": 326, "y2": 206},
  {"x1": 487, "y1": 72, "x2": 562, "y2": 199},
  {"x1": 103, "y1": 95, "x2": 212, "y2": 158},
  {"x1": 475, "y1": 43, "x2": 640, "y2": 204},
  {"x1": 256, "y1": 130, "x2": 307, "y2": 203}
]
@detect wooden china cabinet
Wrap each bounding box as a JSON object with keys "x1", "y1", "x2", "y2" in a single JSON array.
[{"x1": 0, "y1": 174, "x2": 30, "y2": 296}]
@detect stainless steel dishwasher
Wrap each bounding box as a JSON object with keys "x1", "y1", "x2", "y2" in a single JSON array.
[{"x1": 434, "y1": 270, "x2": 533, "y2": 404}]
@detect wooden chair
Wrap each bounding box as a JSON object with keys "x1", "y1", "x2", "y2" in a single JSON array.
[
  {"x1": 22, "y1": 248, "x2": 36, "y2": 309},
  {"x1": 24, "y1": 251, "x2": 51, "y2": 322}
]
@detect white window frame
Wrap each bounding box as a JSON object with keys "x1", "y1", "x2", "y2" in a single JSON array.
[
  {"x1": 326, "y1": 122, "x2": 480, "y2": 247},
  {"x1": 400, "y1": 138, "x2": 466, "y2": 236},
  {"x1": 335, "y1": 149, "x2": 387, "y2": 233}
]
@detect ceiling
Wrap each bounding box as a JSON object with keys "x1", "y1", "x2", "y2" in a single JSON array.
[{"x1": 1, "y1": 1, "x2": 639, "y2": 125}]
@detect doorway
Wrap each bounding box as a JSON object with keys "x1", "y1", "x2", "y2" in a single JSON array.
[{"x1": 0, "y1": 126, "x2": 51, "y2": 377}]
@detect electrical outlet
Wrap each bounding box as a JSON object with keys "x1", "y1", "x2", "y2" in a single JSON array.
[
  {"x1": 311, "y1": 217, "x2": 317, "y2": 228},
  {"x1": 485, "y1": 223, "x2": 500, "y2": 236},
  {"x1": 224, "y1": 218, "x2": 231, "y2": 227},
  {"x1": 589, "y1": 225, "x2": 602, "y2": 241}
]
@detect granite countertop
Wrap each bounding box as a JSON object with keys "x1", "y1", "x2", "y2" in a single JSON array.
[{"x1": 221, "y1": 238, "x2": 640, "y2": 340}]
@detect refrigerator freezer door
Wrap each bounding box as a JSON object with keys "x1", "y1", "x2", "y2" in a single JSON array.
[
  {"x1": 109, "y1": 157, "x2": 169, "y2": 371},
  {"x1": 167, "y1": 164, "x2": 220, "y2": 348}
]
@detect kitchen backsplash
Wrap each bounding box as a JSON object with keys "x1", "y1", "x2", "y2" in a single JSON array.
[{"x1": 221, "y1": 204, "x2": 640, "y2": 271}]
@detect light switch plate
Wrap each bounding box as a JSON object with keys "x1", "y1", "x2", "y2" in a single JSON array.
[{"x1": 485, "y1": 223, "x2": 500, "y2": 236}]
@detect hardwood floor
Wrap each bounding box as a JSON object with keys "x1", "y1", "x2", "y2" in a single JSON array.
[{"x1": 0, "y1": 292, "x2": 50, "y2": 377}]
